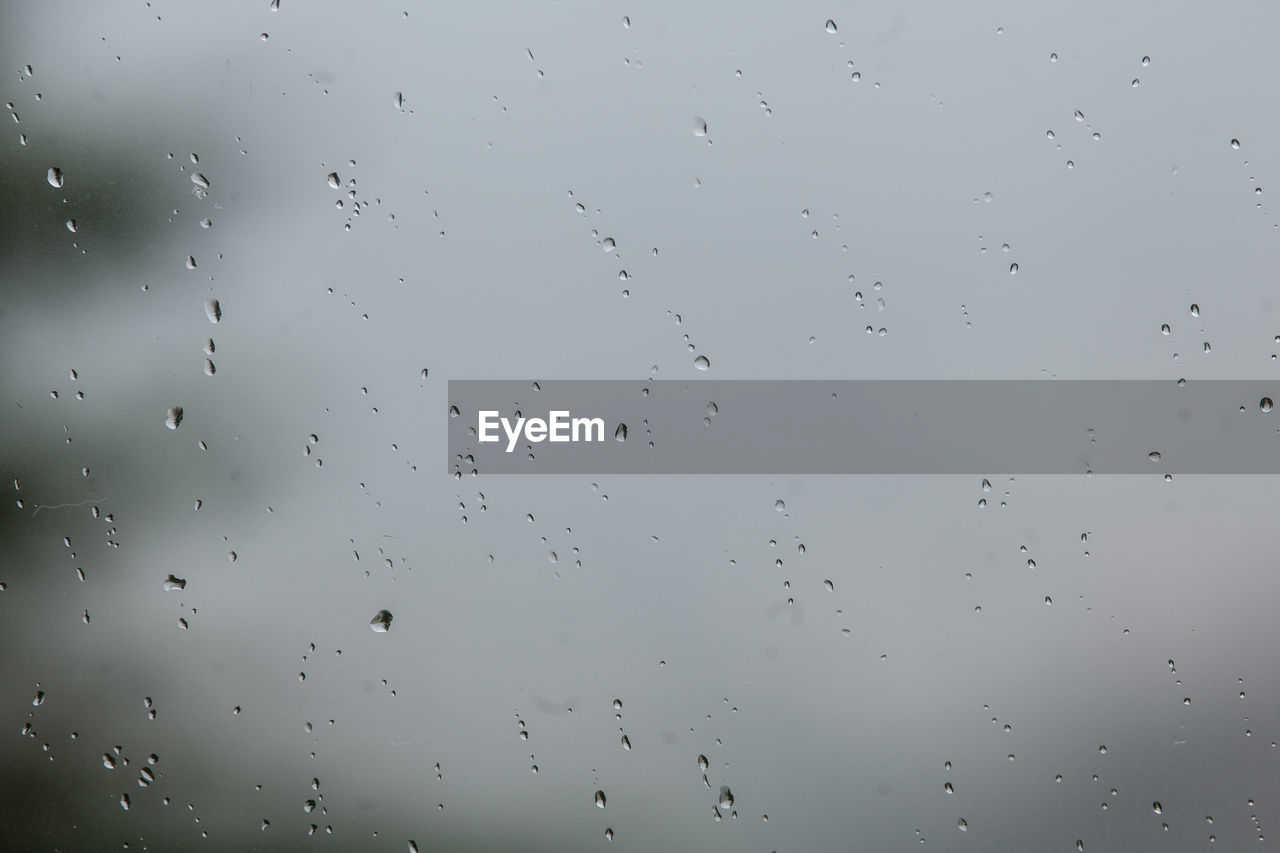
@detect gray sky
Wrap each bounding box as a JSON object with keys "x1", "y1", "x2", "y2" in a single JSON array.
[{"x1": 3, "y1": 1, "x2": 1280, "y2": 850}]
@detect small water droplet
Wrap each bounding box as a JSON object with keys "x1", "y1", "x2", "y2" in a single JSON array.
[
  {"x1": 327, "y1": 172, "x2": 340, "y2": 188},
  {"x1": 191, "y1": 173, "x2": 210, "y2": 189},
  {"x1": 718, "y1": 786, "x2": 734, "y2": 808},
  {"x1": 1261, "y1": 397, "x2": 1273, "y2": 413},
  {"x1": 594, "y1": 790, "x2": 607, "y2": 808},
  {"x1": 825, "y1": 19, "x2": 837, "y2": 33},
  {"x1": 1230, "y1": 138, "x2": 1240, "y2": 149},
  {"x1": 165, "y1": 406, "x2": 183, "y2": 430},
  {"x1": 693, "y1": 116, "x2": 707, "y2": 137},
  {"x1": 1009, "y1": 263, "x2": 1019, "y2": 275},
  {"x1": 164, "y1": 574, "x2": 187, "y2": 591},
  {"x1": 1153, "y1": 802, "x2": 1162, "y2": 814},
  {"x1": 370, "y1": 610, "x2": 393, "y2": 632},
  {"x1": 204, "y1": 299, "x2": 221, "y2": 323},
  {"x1": 47, "y1": 166, "x2": 63, "y2": 188},
  {"x1": 614, "y1": 423, "x2": 628, "y2": 442}
]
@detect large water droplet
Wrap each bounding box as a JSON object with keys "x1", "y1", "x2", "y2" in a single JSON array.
[
  {"x1": 693, "y1": 116, "x2": 707, "y2": 137},
  {"x1": 164, "y1": 574, "x2": 187, "y2": 591},
  {"x1": 47, "y1": 166, "x2": 63, "y2": 188},
  {"x1": 825, "y1": 19, "x2": 837, "y2": 33},
  {"x1": 191, "y1": 173, "x2": 210, "y2": 189},
  {"x1": 370, "y1": 610, "x2": 393, "y2": 632},
  {"x1": 718, "y1": 786, "x2": 734, "y2": 809},
  {"x1": 204, "y1": 298, "x2": 221, "y2": 323},
  {"x1": 1261, "y1": 397, "x2": 1274, "y2": 413},
  {"x1": 614, "y1": 423, "x2": 628, "y2": 442},
  {"x1": 694, "y1": 355, "x2": 710, "y2": 371},
  {"x1": 165, "y1": 406, "x2": 183, "y2": 430},
  {"x1": 594, "y1": 790, "x2": 607, "y2": 808},
  {"x1": 327, "y1": 172, "x2": 340, "y2": 188}
]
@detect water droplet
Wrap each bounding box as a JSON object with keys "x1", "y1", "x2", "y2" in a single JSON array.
[
  {"x1": 1141, "y1": 56, "x2": 1150, "y2": 66},
  {"x1": 1153, "y1": 802, "x2": 1162, "y2": 814},
  {"x1": 1009, "y1": 263, "x2": 1019, "y2": 275},
  {"x1": 693, "y1": 116, "x2": 707, "y2": 137},
  {"x1": 65, "y1": 219, "x2": 77, "y2": 233},
  {"x1": 120, "y1": 794, "x2": 130, "y2": 811},
  {"x1": 694, "y1": 355, "x2": 710, "y2": 371},
  {"x1": 602, "y1": 237, "x2": 616, "y2": 251},
  {"x1": 621, "y1": 734, "x2": 630, "y2": 750},
  {"x1": 393, "y1": 91, "x2": 404, "y2": 109},
  {"x1": 164, "y1": 574, "x2": 187, "y2": 591},
  {"x1": 1161, "y1": 324, "x2": 1171, "y2": 335},
  {"x1": 718, "y1": 786, "x2": 734, "y2": 808},
  {"x1": 698, "y1": 754, "x2": 709, "y2": 771},
  {"x1": 957, "y1": 818, "x2": 968, "y2": 831},
  {"x1": 1261, "y1": 397, "x2": 1273, "y2": 413},
  {"x1": 1231, "y1": 139, "x2": 1240, "y2": 149},
  {"x1": 1189, "y1": 303, "x2": 1199, "y2": 317},
  {"x1": 204, "y1": 299, "x2": 221, "y2": 323},
  {"x1": 1050, "y1": 52, "x2": 1058, "y2": 62},
  {"x1": 47, "y1": 166, "x2": 63, "y2": 188},
  {"x1": 186, "y1": 256, "x2": 197, "y2": 270},
  {"x1": 614, "y1": 423, "x2": 628, "y2": 442},
  {"x1": 164, "y1": 406, "x2": 183, "y2": 430},
  {"x1": 945, "y1": 782, "x2": 954, "y2": 794},
  {"x1": 621, "y1": 16, "x2": 630, "y2": 28},
  {"x1": 203, "y1": 359, "x2": 216, "y2": 376},
  {"x1": 191, "y1": 173, "x2": 210, "y2": 189},
  {"x1": 370, "y1": 610, "x2": 393, "y2": 632},
  {"x1": 825, "y1": 19, "x2": 837, "y2": 33},
  {"x1": 327, "y1": 172, "x2": 340, "y2": 188},
  {"x1": 594, "y1": 790, "x2": 607, "y2": 808}
]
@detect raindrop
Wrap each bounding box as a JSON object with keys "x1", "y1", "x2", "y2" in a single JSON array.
[
  {"x1": 46, "y1": 166, "x2": 63, "y2": 188},
  {"x1": 718, "y1": 786, "x2": 734, "y2": 809},
  {"x1": 775, "y1": 499, "x2": 785, "y2": 511},
  {"x1": 1074, "y1": 109, "x2": 1084, "y2": 121},
  {"x1": 327, "y1": 172, "x2": 340, "y2": 188},
  {"x1": 698, "y1": 754, "x2": 709, "y2": 771},
  {"x1": 204, "y1": 299, "x2": 221, "y2": 323},
  {"x1": 694, "y1": 355, "x2": 711, "y2": 371},
  {"x1": 394, "y1": 91, "x2": 404, "y2": 109},
  {"x1": 1261, "y1": 397, "x2": 1273, "y2": 413},
  {"x1": 1153, "y1": 802, "x2": 1162, "y2": 814},
  {"x1": 191, "y1": 173, "x2": 210, "y2": 189},
  {"x1": 165, "y1": 406, "x2": 183, "y2": 430},
  {"x1": 825, "y1": 19, "x2": 837, "y2": 33},
  {"x1": 65, "y1": 219, "x2": 77, "y2": 233},
  {"x1": 1161, "y1": 324, "x2": 1171, "y2": 335},
  {"x1": 1190, "y1": 303, "x2": 1199, "y2": 317},
  {"x1": 186, "y1": 256, "x2": 197, "y2": 269},
  {"x1": 602, "y1": 237, "x2": 616, "y2": 251},
  {"x1": 594, "y1": 790, "x2": 607, "y2": 808},
  {"x1": 370, "y1": 610, "x2": 393, "y2": 632},
  {"x1": 693, "y1": 116, "x2": 707, "y2": 137},
  {"x1": 164, "y1": 574, "x2": 187, "y2": 591},
  {"x1": 614, "y1": 423, "x2": 628, "y2": 442},
  {"x1": 1141, "y1": 55, "x2": 1150, "y2": 66},
  {"x1": 1148, "y1": 451, "x2": 1161, "y2": 462},
  {"x1": 621, "y1": 735, "x2": 631, "y2": 750},
  {"x1": 957, "y1": 818, "x2": 968, "y2": 831},
  {"x1": 1231, "y1": 139, "x2": 1240, "y2": 149},
  {"x1": 1009, "y1": 263, "x2": 1018, "y2": 275}
]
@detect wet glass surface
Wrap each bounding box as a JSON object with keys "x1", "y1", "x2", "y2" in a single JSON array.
[{"x1": 3, "y1": 2, "x2": 1280, "y2": 850}]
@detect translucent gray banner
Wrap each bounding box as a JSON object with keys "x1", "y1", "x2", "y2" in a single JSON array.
[{"x1": 447, "y1": 380, "x2": 1280, "y2": 474}]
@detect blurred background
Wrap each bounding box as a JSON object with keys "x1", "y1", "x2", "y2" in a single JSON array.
[{"x1": 2, "y1": 1, "x2": 1279, "y2": 850}]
